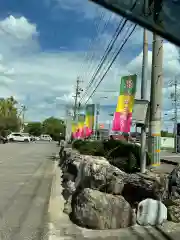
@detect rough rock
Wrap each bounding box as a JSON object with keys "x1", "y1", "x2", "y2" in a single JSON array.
[
  {"x1": 137, "y1": 198, "x2": 167, "y2": 226},
  {"x1": 71, "y1": 188, "x2": 136, "y2": 229},
  {"x1": 166, "y1": 199, "x2": 180, "y2": 223},
  {"x1": 168, "y1": 164, "x2": 180, "y2": 199},
  {"x1": 63, "y1": 196, "x2": 72, "y2": 215},
  {"x1": 75, "y1": 155, "x2": 127, "y2": 195},
  {"x1": 61, "y1": 149, "x2": 83, "y2": 182},
  {"x1": 62, "y1": 180, "x2": 76, "y2": 201},
  {"x1": 122, "y1": 173, "x2": 168, "y2": 206}
]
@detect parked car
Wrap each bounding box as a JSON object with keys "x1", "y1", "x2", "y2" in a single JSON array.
[
  {"x1": 7, "y1": 133, "x2": 31, "y2": 142},
  {"x1": 40, "y1": 134, "x2": 52, "y2": 142},
  {"x1": 0, "y1": 136, "x2": 8, "y2": 144},
  {"x1": 30, "y1": 135, "x2": 36, "y2": 141},
  {"x1": 35, "y1": 136, "x2": 40, "y2": 141}
]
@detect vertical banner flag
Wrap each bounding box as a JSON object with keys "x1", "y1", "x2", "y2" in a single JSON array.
[
  {"x1": 84, "y1": 104, "x2": 95, "y2": 137},
  {"x1": 112, "y1": 74, "x2": 137, "y2": 133},
  {"x1": 76, "y1": 114, "x2": 85, "y2": 138}
]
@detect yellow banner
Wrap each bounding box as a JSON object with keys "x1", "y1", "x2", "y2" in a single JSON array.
[
  {"x1": 85, "y1": 116, "x2": 94, "y2": 129},
  {"x1": 116, "y1": 95, "x2": 135, "y2": 113}
]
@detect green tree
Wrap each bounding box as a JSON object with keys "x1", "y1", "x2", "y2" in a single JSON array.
[
  {"x1": 42, "y1": 117, "x2": 65, "y2": 141},
  {"x1": 0, "y1": 96, "x2": 20, "y2": 134},
  {"x1": 161, "y1": 130, "x2": 174, "y2": 137},
  {"x1": 25, "y1": 122, "x2": 42, "y2": 136}
]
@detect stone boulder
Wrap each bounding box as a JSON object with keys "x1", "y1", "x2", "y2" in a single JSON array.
[
  {"x1": 71, "y1": 188, "x2": 136, "y2": 229},
  {"x1": 63, "y1": 196, "x2": 72, "y2": 215},
  {"x1": 62, "y1": 180, "x2": 76, "y2": 201},
  {"x1": 60, "y1": 149, "x2": 83, "y2": 182},
  {"x1": 75, "y1": 155, "x2": 127, "y2": 195},
  {"x1": 137, "y1": 198, "x2": 167, "y2": 226},
  {"x1": 166, "y1": 199, "x2": 180, "y2": 223},
  {"x1": 122, "y1": 173, "x2": 168, "y2": 206},
  {"x1": 168, "y1": 164, "x2": 180, "y2": 199}
]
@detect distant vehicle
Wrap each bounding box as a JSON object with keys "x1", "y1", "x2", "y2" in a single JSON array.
[
  {"x1": 30, "y1": 135, "x2": 36, "y2": 141},
  {"x1": 34, "y1": 136, "x2": 40, "y2": 141},
  {"x1": 7, "y1": 133, "x2": 31, "y2": 142},
  {"x1": 40, "y1": 134, "x2": 52, "y2": 142},
  {"x1": 0, "y1": 136, "x2": 8, "y2": 144}
]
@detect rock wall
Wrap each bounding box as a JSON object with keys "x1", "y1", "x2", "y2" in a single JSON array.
[{"x1": 60, "y1": 148, "x2": 180, "y2": 230}]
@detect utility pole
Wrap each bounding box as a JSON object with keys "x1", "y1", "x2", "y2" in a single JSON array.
[
  {"x1": 148, "y1": 33, "x2": 163, "y2": 167},
  {"x1": 95, "y1": 103, "x2": 100, "y2": 140},
  {"x1": 65, "y1": 106, "x2": 72, "y2": 142},
  {"x1": 140, "y1": 0, "x2": 149, "y2": 173},
  {"x1": 21, "y1": 105, "x2": 26, "y2": 132},
  {"x1": 174, "y1": 77, "x2": 178, "y2": 153},
  {"x1": 73, "y1": 77, "x2": 83, "y2": 121},
  {"x1": 169, "y1": 77, "x2": 179, "y2": 153}
]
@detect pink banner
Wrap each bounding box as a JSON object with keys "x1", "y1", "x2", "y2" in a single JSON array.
[
  {"x1": 83, "y1": 126, "x2": 93, "y2": 138},
  {"x1": 112, "y1": 112, "x2": 132, "y2": 133}
]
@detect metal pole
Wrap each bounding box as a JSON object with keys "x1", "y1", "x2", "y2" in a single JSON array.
[
  {"x1": 148, "y1": 33, "x2": 163, "y2": 167},
  {"x1": 95, "y1": 103, "x2": 100, "y2": 140},
  {"x1": 140, "y1": 28, "x2": 148, "y2": 173},
  {"x1": 65, "y1": 107, "x2": 72, "y2": 142},
  {"x1": 73, "y1": 77, "x2": 80, "y2": 121},
  {"x1": 174, "y1": 77, "x2": 178, "y2": 153},
  {"x1": 140, "y1": 0, "x2": 149, "y2": 173}
]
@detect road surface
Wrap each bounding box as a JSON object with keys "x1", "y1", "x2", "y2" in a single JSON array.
[
  {"x1": 0, "y1": 142, "x2": 57, "y2": 240},
  {"x1": 161, "y1": 151, "x2": 180, "y2": 164}
]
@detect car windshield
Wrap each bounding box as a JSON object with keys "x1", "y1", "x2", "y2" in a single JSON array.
[{"x1": 13, "y1": 133, "x2": 22, "y2": 136}]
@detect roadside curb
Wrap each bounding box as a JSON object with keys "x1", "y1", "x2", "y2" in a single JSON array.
[{"x1": 161, "y1": 158, "x2": 178, "y2": 165}]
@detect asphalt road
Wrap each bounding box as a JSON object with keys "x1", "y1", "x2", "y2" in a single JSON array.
[{"x1": 0, "y1": 142, "x2": 57, "y2": 240}]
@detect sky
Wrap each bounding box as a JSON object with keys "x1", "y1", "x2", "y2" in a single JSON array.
[{"x1": 0, "y1": 0, "x2": 179, "y2": 132}]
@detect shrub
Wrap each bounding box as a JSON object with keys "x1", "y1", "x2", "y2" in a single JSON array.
[
  {"x1": 72, "y1": 139, "x2": 84, "y2": 149},
  {"x1": 105, "y1": 140, "x2": 152, "y2": 172},
  {"x1": 72, "y1": 139, "x2": 152, "y2": 172},
  {"x1": 78, "y1": 140, "x2": 105, "y2": 156}
]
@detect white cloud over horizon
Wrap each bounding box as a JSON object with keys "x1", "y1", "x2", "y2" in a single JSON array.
[{"x1": 0, "y1": 13, "x2": 179, "y2": 130}]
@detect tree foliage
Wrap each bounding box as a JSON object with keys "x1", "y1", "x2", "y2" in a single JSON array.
[
  {"x1": 24, "y1": 122, "x2": 42, "y2": 136},
  {"x1": 25, "y1": 117, "x2": 65, "y2": 140},
  {"x1": 161, "y1": 131, "x2": 174, "y2": 137},
  {"x1": 42, "y1": 117, "x2": 65, "y2": 140},
  {"x1": 0, "y1": 96, "x2": 20, "y2": 134}
]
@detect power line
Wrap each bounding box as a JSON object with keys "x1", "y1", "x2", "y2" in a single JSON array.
[
  {"x1": 78, "y1": 9, "x2": 105, "y2": 81},
  {"x1": 84, "y1": 24, "x2": 137, "y2": 104},
  {"x1": 80, "y1": 19, "x2": 127, "y2": 103},
  {"x1": 82, "y1": 13, "x2": 114, "y2": 83},
  {"x1": 80, "y1": 1, "x2": 139, "y2": 104}
]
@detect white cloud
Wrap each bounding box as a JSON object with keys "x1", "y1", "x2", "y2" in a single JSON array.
[{"x1": 0, "y1": 15, "x2": 38, "y2": 40}]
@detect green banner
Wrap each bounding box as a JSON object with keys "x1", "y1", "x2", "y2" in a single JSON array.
[
  {"x1": 85, "y1": 104, "x2": 95, "y2": 116},
  {"x1": 119, "y1": 74, "x2": 137, "y2": 96},
  {"x1": 85, "y1": 104, "x2": 95, "y2": 129},
  {"x1": 77, "y1": 114, "x2": 85, "y2": 122}
]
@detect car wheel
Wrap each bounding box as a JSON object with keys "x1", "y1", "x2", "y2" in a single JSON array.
[
  {"x1": 24, "y1": 139, "x2": 29, "y2": 142},
  {"x1": 9, "y1": 138, "x2": 14, "y2": 142}
]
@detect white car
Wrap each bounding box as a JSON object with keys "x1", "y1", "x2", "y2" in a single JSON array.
[
  {"x1": 7, "y1": 133, "x2": 31, "y2": 142},
  {"x1": 40, "y1": 134, "x2": 52, "y2": 142}
]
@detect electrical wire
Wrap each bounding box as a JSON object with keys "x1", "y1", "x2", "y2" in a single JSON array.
[
  {"x1": 82, "y1": 13, "x2": 113, "y2": 83},
  {"x1": 78, "y1": 9, "x2": 106, "y2": 81},
  {"x1": 80, "y1": 0, "x2": 139, "y2": 103},
  {"x1": 84, "y1": 24, "x2": 137, "y2": 104},
  {"x1": 80, "y1": 19, "x2": 127, "y2": 103}
]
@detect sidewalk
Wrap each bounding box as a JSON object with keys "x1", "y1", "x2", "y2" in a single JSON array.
[{"x1": 161, "y1": 151, "x2": 180, "y2": 165}]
